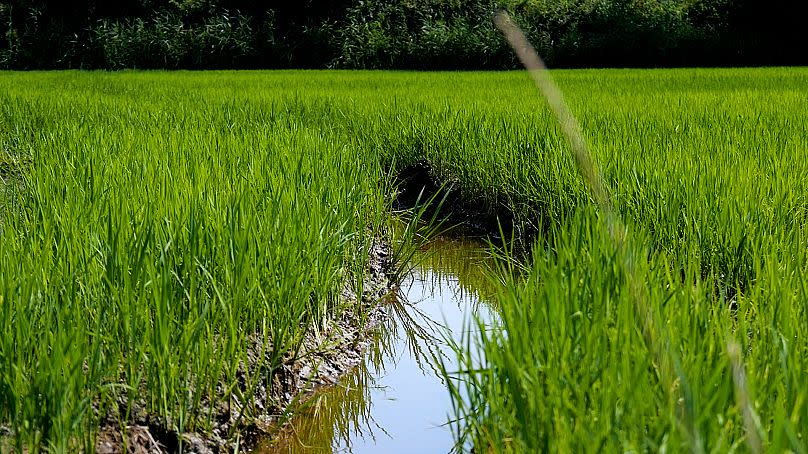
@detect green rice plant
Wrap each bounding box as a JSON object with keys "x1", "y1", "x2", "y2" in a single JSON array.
[
  {"x1": 446, "y1": 208, "x2": 807, "y2": 452},
  {"x1": 0, "y1": 71, "x2": 392, "y2": 450},
  {"x1": 387, "y1": 185, "x2": 454, "y2": 282},
  {"x1": 424, "y1": 61, "x2": 808, "y2": 454},
  {"x1": 0, "y1": 67, "x2": 806, "y2": 451}
]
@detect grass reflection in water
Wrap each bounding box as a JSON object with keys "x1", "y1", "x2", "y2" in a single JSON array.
[{"x1": 257, "y1": 234, "x2": 499, "y2": 454}]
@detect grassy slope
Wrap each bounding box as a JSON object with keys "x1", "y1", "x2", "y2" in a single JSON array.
[{"x1": 0, "y1": 68, "x2": 806, "y2": 451}]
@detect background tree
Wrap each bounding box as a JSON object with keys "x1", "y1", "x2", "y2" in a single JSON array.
[{"x1": 1, "y1": 0, "x2": 804, "y2": 69}]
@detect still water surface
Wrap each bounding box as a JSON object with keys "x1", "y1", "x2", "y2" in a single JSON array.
[{"x1": 256, "y1": 235, "x2": 496, "y2": 453}]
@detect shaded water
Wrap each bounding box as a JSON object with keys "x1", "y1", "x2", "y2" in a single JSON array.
[{"x1": 255, "y1": 235, "x2": 496, "y2": 454}]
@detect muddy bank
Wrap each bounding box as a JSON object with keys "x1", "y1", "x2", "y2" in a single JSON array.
[
  {"x1": 393, "y1": 160, "x2": 521, "y2": 240},
  {"x1": 254, "y1": 232, "x2": 498, "y2": 453},
  {"x1": 94, "y1": 241, "x2": 394, "y2": 454}
]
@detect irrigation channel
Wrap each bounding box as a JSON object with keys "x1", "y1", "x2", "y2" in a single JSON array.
[{"x1": 255, "y1": 234, "x2": 498, "y2": 453}]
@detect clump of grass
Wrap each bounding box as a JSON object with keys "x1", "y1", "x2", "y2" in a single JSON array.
[{"x1": 388, "y1": 184, "x2": 455, "y2": 282}]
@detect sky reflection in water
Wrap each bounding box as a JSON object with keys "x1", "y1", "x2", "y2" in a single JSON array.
[{"x1": 257, "y1": 236, "x2": 496, "y2": 454}]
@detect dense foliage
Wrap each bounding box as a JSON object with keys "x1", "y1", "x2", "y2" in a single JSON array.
[
  {"x1": 2, "y1": 69, "x2": 807, "y2": 451},
  {"x1": 0, "y1": 71, "x2": 393, "y2": 451},
  {"x1": 1, "y1": 0, "x2": 804, "y2": 69}
]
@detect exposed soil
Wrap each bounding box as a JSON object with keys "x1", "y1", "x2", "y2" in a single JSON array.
[
  {"x1": 393, "y1": 160, "x2": 521, "y2": 241},
  {"x1": 94, "y1": 241, "x2": 393, "y2": 454}
]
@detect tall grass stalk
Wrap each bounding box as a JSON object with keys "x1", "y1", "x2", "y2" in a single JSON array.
[{"x1": 496, "y1": 12, "x2": 704, "y2": 450}]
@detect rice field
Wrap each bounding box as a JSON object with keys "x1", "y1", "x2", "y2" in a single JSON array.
[{"x1": 1, "y1": 68, "x2": 807, "y2": 452}]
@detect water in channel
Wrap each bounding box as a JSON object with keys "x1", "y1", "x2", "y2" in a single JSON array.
[{"x1": 255, "y1": 235, "x2": 497, "y2": 454}]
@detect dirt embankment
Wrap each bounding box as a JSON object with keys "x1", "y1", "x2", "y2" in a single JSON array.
[
  {"x1": 95, "y1": 241, "x2": 393, "y2": 454},
  {"x1": 394, "y1": 160, "x2": 522, "y2": 240}
]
